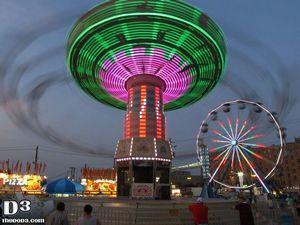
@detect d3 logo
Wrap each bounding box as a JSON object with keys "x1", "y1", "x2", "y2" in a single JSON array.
[{"x1": 1, "y1": 200, "x2": 31, "y2": 216}]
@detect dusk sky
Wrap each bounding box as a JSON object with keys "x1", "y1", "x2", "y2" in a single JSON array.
[{"x1": 0, "y1": 0, "x2": 299, "y2": 180}]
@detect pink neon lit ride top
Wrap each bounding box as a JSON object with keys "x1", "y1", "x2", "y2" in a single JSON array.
[{"x1": 99, "y1": 47, "x2": 193, "y2": 104}]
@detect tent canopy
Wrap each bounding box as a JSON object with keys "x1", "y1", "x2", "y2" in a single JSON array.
[{"x1": 45, "y1": 178, "x2": 84, "y2": 194}]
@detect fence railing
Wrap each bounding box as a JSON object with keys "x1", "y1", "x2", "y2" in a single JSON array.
[
  {"x1": 62, "y1": 199, "x2": 240, "y2": 225},
  {"x1": 252, "y1": 200, "x2": 300, "y2": 225},
  {"x1": 52, "y1": 198, "x2": 300, "y2": 225},
  {"x1": 66, "y1": 205, "x2": 133, "y2": 225}
]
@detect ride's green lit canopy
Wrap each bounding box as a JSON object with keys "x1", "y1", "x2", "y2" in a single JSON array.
[{"x1": 67, "y1": 0, "x2": 227, "y2": 111}]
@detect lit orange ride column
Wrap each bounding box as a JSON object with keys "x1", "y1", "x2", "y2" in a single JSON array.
[
  {"x1": 115, "y1": 75, "x2": 173, "y2": 199},
  {"x1": 124, "y1": 75, "x2": 166, "y2": 140}
]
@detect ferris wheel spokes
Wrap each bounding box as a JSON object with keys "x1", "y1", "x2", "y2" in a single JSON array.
[
  {"x1": 238, "y1": 144, "x2": 264, "y2": 160},
  {"x1": 227, "y1": 117, "x2": 235, "y2": 138},
  {"x1": 239, "y1": 133, "x2": 265, "y2": 143},
  {"x1": 240, "y1": 144, "x2": 276, "y2": 167},
  {"x1": 212, "y1": 146, "x2": 231, "y2": 161},
  {"x1": 236, "y1": 149, "x2": 244, "y2": 172},
  {"x1": 212, "y1": 129, "x2": 232, "y2": 141},
  {"x1": 238, "y1": 125, "x2": 256, "y2": 140},
  {"x1": 237, "y1": 147, "x2": 270, "y2": 192},
  {"x1": 209, "y1": 146, "x2": 232, "y2": 183},
  {"x1": 231, "y1": 146, "x2": 236, "y2": 168},
  {"x1": 241, "y1": 143, "x2": 266, "y2": 148},
  {"x1": 217, "y1": 121, "x2": 234, "y2": 139},
  {"x1": 237, "y1": 120, "x2": 248, "y2": 139},
  {"x1": 234, "y1": 117, "x2": 239, "y2": 139},
  {"x1": 209, "y1": 143, "x2": 231, "y2": 153},
  {"x1": 212, "y1": 139, "x2": 230, "y2": 144}
]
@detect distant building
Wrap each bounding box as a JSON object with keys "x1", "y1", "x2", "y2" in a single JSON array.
[
  {"x1": 278, "y1": 137, "x2": 300, "y2": 191},
  {"x1": 171, "y1": 170, "x2": 202, "y2": 196},
  {"x1": 257, "y1": 137, "x2": 300, "y2": 192}
]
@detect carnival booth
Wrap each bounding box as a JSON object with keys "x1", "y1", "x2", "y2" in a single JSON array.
[
  {"x1": 80, "y1": 165, "x2": 117, "y2": 197},
  {"x1": 45, "y1": 178, "x2": 84, "y2": 197},
  {"x1": 0, "y1": 160, "x2": 47, "y2": 195}
]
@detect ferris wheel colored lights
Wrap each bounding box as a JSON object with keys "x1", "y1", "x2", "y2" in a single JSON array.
[
  {"x1": 67, "y1": 0, "x2": 227, "y2": 110},
  {"x1": 197, "y1": 100, "x2": 284, "y2": 192}
]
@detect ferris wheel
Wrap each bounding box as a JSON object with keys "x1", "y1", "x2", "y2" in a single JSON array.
[{"x1": 197, "y1": 100, "x2": 284, "y2": 192}]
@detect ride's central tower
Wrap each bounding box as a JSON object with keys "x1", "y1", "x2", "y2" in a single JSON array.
[
  {"x1": 115, "y1": 75, "x2": 173, "y2": 199},
  {"x1": 67, "y1": 0, "x2": 227, "y2": 199},
  {"x1": 125, "y1": 75, "x2": 166, "y2": 140}
]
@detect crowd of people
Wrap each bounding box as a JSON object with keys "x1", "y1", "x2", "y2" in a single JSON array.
[
  {"x1": 46, "y1": 202, "x2": 100, "y2": 225},
  {"x1": 188, "y1": 196, "x2": 254, "y2": 225},
  {"x1": 188, "y1": 194, "x2": 300, "y2": 225}
]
